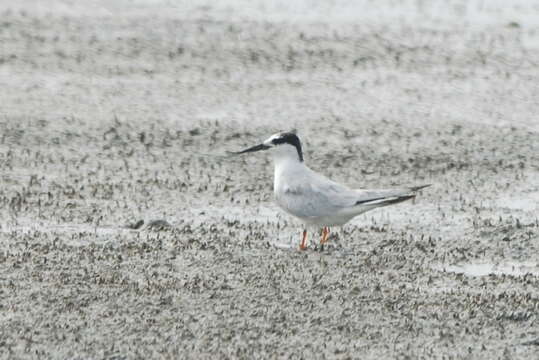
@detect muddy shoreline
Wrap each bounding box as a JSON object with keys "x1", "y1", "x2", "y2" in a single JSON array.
[{"x1": 1, "y1": 1, "x2": 539, "y2": 359}]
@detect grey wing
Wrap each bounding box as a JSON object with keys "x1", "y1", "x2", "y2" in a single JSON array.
[
  {"x1": 277, "y1": 166, "x2": 430, "y2": 218},
  {"x1": 278, "y1": 172, "x2": 358, "y2": 218}
]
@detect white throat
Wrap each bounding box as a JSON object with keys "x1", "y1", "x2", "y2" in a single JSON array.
[
  {"x1": 272, "y1": 144, "x2": 305, "y2": 194},
  {"x1": 271, "y1": 143, "x2": 302, "y2": 164}
]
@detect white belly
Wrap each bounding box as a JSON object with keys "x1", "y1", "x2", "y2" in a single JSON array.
[{"x1": 272, "y1": 156, "x2": 365, "y2": 228}]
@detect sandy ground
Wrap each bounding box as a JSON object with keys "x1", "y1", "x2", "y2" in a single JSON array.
[{"x1": 1, "y1": 0, "x2": 539, "y2": 358}]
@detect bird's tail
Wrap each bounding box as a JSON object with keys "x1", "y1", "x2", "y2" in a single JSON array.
[
  {"x1": 353, "y1": 184, "x2": 430, "y2": 207},
  {"x1": 409, "y1": 184, "x2": 431, "y2": 192}
]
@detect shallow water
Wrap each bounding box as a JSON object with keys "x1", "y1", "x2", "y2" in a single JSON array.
[{"x1": 435, "y1": 261, "x2": 539, "y2": 277}]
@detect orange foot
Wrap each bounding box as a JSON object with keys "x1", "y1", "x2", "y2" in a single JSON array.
[
  {"x1": 320, "y1": 227, "x2": 330, "y2": 245},
  {"x1": 299, "y1": 230, "x2": 308, "y2": 250}
]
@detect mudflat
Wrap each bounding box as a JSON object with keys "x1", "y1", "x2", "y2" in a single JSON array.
[{"x1": 1, "y1": 1, "x2": 539, "y2": 358}]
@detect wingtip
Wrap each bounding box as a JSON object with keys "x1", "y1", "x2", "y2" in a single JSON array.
[{"x1": 410, "y1": 184, "x2": 431, "y2": 191}]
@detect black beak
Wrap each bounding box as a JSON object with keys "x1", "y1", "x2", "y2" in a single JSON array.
[{"x1": 231, "y1": 143, "x2": 271, "y2": 155}]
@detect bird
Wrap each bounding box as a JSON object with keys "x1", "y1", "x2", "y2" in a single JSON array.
[{"x1": 231, "y1": 130, "x2": 429, "y2": 250}]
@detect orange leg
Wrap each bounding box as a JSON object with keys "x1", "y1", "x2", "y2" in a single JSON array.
[
  {"x1": 299, "y1": 230, "x2": 308, "y2": 250},
  {"x1": 320, "y1": 227, "x2": 330, "y2": 245}
]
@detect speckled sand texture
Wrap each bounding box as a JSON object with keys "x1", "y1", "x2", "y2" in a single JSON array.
[{"x1": 1, "y1": 1, "x2": 539, "y2": 359}]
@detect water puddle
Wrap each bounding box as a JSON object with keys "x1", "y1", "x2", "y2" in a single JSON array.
[
  {"x1": 497, "y1": 192, "x2": 539, "y2": 212},
  {"x1": 272, "y1": 241, "x2": 296, "y2": 250},
  {"x1": 0, "y1": 222, "x2": 127, "y2": 236},
  {"x1": 435, "y1": 261, "x2": 539, "y2": 277}
]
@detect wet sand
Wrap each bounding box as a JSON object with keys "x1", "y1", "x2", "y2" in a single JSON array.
[{"x1": 1, "y1": 1, "x2": 539, "y2": 358}]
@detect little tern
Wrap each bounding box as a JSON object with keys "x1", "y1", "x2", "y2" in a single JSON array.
[{"x1": 232, "y1": 131, "x2": 429, "y2": 250}]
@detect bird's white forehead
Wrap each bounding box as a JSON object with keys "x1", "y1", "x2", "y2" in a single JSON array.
[{"x1": 263, "y1": 132, "x2": 284, "y2": 145}]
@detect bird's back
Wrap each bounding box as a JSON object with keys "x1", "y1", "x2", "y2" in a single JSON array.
[
  {"x1": 274, "y1": 161, "x2": 359, "y2": 220},
  {"x1": 274, "y1": 161, "x2": 425, "y2": 226}
]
